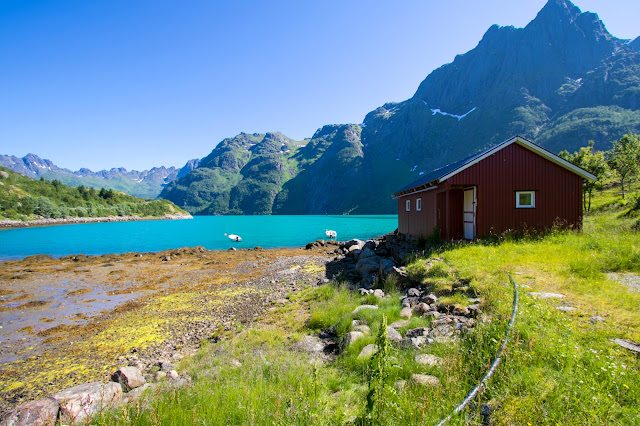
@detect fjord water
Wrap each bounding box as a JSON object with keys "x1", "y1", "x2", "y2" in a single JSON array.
[{"x1": 0, "y1": 215, "x2": 397, "y2": 260}]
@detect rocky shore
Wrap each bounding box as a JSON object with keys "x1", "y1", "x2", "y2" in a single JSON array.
[{"x1": 0, "y1": 213, "x2": 192, "y2": 228}]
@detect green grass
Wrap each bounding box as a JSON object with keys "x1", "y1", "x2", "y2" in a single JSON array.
[{"x1": 94, "y1": 186, "x2": 640, "y2": 425}]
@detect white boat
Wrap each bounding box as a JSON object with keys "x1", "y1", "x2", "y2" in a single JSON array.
[
  {"x1": 325, "y1": 229, "x2": 337, "y2": 239},
  {"x1": 227, "y1": 234, "x2": 242, "y2": 242}
]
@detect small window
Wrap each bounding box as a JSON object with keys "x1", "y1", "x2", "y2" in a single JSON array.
[
  {"x1": 406, "y1": 200, "x2": 411, "y2": 211},
  {"x1": 416, "y1": 198, "x2": 422, "y2": 211},
  {"x1": 516, "y1": 191, "x2": 535, "y2": 208}
]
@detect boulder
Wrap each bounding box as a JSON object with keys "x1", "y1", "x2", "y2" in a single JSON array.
[
  {"x1": 411, "y1": 374, "x2": 440, "y2": 386},
  {"x1": 378, "y1": 258, "x2": 396, "y2": 276},
  {"x1": 53, "y1": 381, "x2": 123, "y2": 423},
  {"x1": 401, "y1": 297, "x2": 420, "y2": 308},
  {"x1": 399, "y1": 307, "x2": 413, "y2": 319},
  {"x1": 0, "y1": 397, "x2": 59, "y2": 426},
  {"x1": 353, "y1": 325, "x2": 371, "y2": 335},
  {"x1": 111, "y1": 366, "x2": 146, "y2": 392},
  {"x1": 363, "y1": 240, "x2": 378, "y2": 251},
  {"x1": 356, "y1": 257, "x2": 382, "y2": 275},
  {"x1": 357, "y1": 344, "x2": 379, "y2": 359},
  {"x1": 359, "y1": 248, "x2": 377, "y2": 260},
  {"x1": 414, "y1": 302, "x2": 430, "y2": 315},
  {"x1": 389, "y1": 320, "x2": 409, "y2": 329},
  {"x1": 358, "y1": 288, "x2": 372, "y2": 296},
  {"x1": 343, "y1": 239, "x2": 365, "y2": 251},
  {"x1": 405, "y1": 327, "x2": 429, "y2": 338},
  {"x1": 352, "y1": 305, "x2": 378, "y2": 315},
  {"x1": 388, "y1": 266, "x2": 413, "y2": 288},
  {"x1": 293, "y1": 336, "x2": 326, "y2": 354},
  {"x1": 415, "y1": 354, "x2": 443, "y2": 366},
  {"x1": 373, "y1": 289, "x2": 385, "y2": 299},
  {"x1": 421, "y1": 294, "x2": 438, "y2": 305},
  {"x1": 342, "y1": 331, "x2": 365, "y2": 348},
  {"x1": 168, "y1": 370, "x2": 180, "y2": 380},
  {"x1": 386, "y1": 326, "x2": 403, "y2": 342},
  {"x1": 347, "y1": 248, "x2": 362, "y2": 259},
  {"x1": 123, "y1": 383, "x2": 152, "y2": 403},
  {"x1": 407, "y1": 288, "x2": 421, "y2": 297}
]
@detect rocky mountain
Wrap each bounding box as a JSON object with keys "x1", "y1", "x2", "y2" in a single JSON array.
[
  {"x1": 162, "y1": 0, "x2": 640, "y2": 215},
  {"x1": 0, "y1": 154, "x2": 199, "y2": 199}
]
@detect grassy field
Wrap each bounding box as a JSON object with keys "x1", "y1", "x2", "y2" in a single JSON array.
[{"x1": 95, "y1": 186, "x2": 640, "y2": 425}]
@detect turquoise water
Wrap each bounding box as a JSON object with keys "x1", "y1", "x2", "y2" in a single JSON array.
[{"x1": 0, "y1": 215, "x2": 398, "y2": 260}]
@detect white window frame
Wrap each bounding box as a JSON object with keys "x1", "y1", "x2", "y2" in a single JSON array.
[
  {"x1": 416, "y1": 198, "x2": 422, "y2": 211},
  {"x1": 406, "y1": 199, "x2": 411, "y2": 211},
  {"x1": 516, "y1": 191, "x2": 535, "y2": 208}
]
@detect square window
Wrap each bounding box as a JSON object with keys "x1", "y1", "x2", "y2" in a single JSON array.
[
  {"x1": 406, "y1": 200, "x2": 410, "y2": 211},
  {"x1": 416, "y1": 198, "x2": 422, "y2": 211},
  {"x1": 516, "y1": 191, "x2": 535, "y2": 208}
]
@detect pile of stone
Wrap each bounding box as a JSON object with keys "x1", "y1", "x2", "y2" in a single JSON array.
[{"x1": 1, "y1": 360, "x2": 190, "y2": 425}]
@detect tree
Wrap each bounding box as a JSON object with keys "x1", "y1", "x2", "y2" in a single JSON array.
[
  {"x1": 607, "y1": 134, "x2": 640, "y2": 199},
  {"x1": 559, "y1": 141, "x2": 608, "y2": 212}
]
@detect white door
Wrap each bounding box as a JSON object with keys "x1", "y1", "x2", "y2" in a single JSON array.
[{"x1": 463, "y1": 187, "x2": 476, "y2": 240}]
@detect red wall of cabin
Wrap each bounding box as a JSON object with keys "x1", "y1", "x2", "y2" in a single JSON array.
[
  {"x1": 397, "y1": 143, "x2": 584, "y2": 239},
  {"x1": 445, "y1": 143, "x2": 583, "y2": 237}
]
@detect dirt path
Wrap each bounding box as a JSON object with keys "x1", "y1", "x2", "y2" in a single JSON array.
[{"x1": 0, "y1": 245, "x2": 341, "y2": 414}]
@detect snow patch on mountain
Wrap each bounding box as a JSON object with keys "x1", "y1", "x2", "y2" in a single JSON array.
[{"x1": 430, "y1": 107, "x2": 477, "y2": 121}]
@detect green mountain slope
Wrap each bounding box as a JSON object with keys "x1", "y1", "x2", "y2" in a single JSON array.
[
  {"x1": 0, "y1": 167, "x2": 187, "y2": 221},
  {"x1": 162, "y1": 0, "x2": 640, "y2": 215}
]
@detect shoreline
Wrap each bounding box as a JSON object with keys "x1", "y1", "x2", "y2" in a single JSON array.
[{"x1": 0, "y1": 213, "x2": 193, "y2": 229}]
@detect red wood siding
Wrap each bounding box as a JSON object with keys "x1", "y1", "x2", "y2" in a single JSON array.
[
  {"x1": 445, "y1": 143, "x2": 583, "y2": 237},
  {"x1": 397, "y1": 189, "x2": 438, "y2": 237},
  {"x1": 396, "y1": 142, "x2": 584, "y2": 239}
]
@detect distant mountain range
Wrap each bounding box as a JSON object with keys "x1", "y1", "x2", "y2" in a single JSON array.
[
  {"x1": 5, "y1": 0, "x2": 640, "y2": 214},
  {"x1": 161, "y1": 0, "x2": 640, "y2": 214},
  {"x1": 0, "y1": 154, "x2": 199, "y2": 199}
]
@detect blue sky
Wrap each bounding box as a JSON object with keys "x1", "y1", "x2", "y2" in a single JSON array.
[{"x1": 0, "y1": 0, "x2": 638, "y2": 171}]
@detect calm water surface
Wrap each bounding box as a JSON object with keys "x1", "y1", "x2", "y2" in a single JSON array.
[{"x1": 0, "y1": 215, "x2": 397, "y2": 260}]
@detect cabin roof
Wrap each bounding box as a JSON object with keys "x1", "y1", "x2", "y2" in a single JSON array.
[{"x1": 392, "y1": 135, "x2": 597, "y2": 197}]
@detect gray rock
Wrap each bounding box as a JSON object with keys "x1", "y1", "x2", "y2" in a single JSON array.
[
  {"x1": 414, "y1": 302, "x2": 430, "y2": 315},
  {"x1": 390, "y1": 320, "x2": 409, "y2": 329},
  {"x1": 415, "y1": 354, "x2": 443, "y2": 366},
  {"x1": 111, "y1": 366, "x2": 146, "y2": 392},
  {"x1": 379, "y1": 258, "x2": 396, "y2": 276},
  {"x1": 411, "y1": 374, "x2": 440, "y2": 386},
  {"x1": 590, "y1": 316, "x2": 605, "y2": 323},
  {"x1": 168, "y1": 370, "x2": 180, "y2": 380},
  {"x1": 407, "y1": 288, "x2": 421, "y2": 297},
  {"x1": 348, "y1": 248, "x2": 362, "y2": 260},
  {"x1": 293, "y1": 335, "x2": 325, "y2": 353},
  {"x1": 359, "y1": 248, "x2": 377, "y2": 260},
  {"x1": 424, "y1": 310, "x2": 440, "y2": 319},
  {"x1": 357, "y1": 344, "x2": 379, "y2": 359},
  {"x1": 363, "y1": 240, "x2": 378, "y2": 251},
  {"x1": 358, "y1": 288, "x2": 372, "y2": 296},
  {"x1": 400, "y1": 307, "x2": 413, "y2": 319},
  {"x1": 342, "y1": 331, "x2": 365, "y2": 348},
  {"x1": 613, "y1": 338, "x2": 640, "y2": 353},
  {"x1": 344, "y1": 239, "x2": 365, "y2": 251},
  {"x1": 356, "y1": 257, "x2": 382, "y2": 275},
  {"x1": 0, "y1": 397, "x2": 59, "y2": 426},
  {"x1": 352, "y1": 305, "x2": 378, "y2": 315},
  {"x1": 528, "y1": 292, "x2": 565, "y2": 299},
  {"x1": 556, "y1": 306, "x2": 578, "y2": 312},
  {"x1": 402, "y1": 296, "x2": 420, "y2": 307},
  {"x1": 373, "y1": 289, "x2": 385, "y2": 299},
  {"x1": 351, "y1": 319, "x2": 366, "y2": 327},
  {"x1": 53, "y1": 381, "x2": 123, "y2": 423},
  {"x1": 386, "y1": 326, "x2": 403, "y2": 342},
  {"x1": 353, "y1": 325, "x2": 371, "y2": 335},
  {"x1": 159, "y1": 361, "x2": 175, "y2": 372},
  {"x1": 422, "y1": 294, "x2": 438, "y2": 305},
  {"x1": 405, "y1": 327, "x2": 429, "y2": 338},
  {"x1": 154, "y1": 371, "x2": 167, "y2": 382}
]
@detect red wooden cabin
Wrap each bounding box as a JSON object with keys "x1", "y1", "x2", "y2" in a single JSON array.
[{"x1": 392, "y1": 136, "x2": 596, "y2": 240}]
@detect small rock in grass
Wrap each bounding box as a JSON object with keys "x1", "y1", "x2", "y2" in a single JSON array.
[
  {"x1": 168, "y1": 370, "x2": 180, "y2": 380},
  {"x1": 53, "y1": 382, "x2": 122, "y2": 423},
  {"x1": 342, "y1": 331, "x2": 365, "y2": 348},
  {"x1": 414, "y1": 302, "x2": 430, "y2": 315},
  {"x1": 422, "y1": 294, "x2": 438, "y2": 305},
  {"x1": 407, "y1": 288, "x2": 421, "y2": 297},
  {"x1": 390, "y1": 320, "x2": 409, "y2": 329},
  {"x1": 358, "y1": 288, "x2": 371, "y2": 296},
  {"x1": 424, "y1": 310, "x2": 440, "y2": 319},
  {"x1": 154, "y1": 371, "x2": 167, "y2": 382},
  {"x1": 528, "y1": 292, "x2": 565, "y2": 299},
  {"x1": 124, "y1": 383, "x2": 151, "y2": 403},
  {"x1": 159, "y1": 361, "x2": 175, "y2": 372},
  {"x1": 352, "y1": 305, "x2": 378, "y2": 315},
  {"x1": 411, "y1": 374, "x2": 440, "y2": 386},
  {"x1": 357, "y1": 344, "x2": 379, "y2": 359},
  {"x1": 275, "y1": 298, "x2": 288, "y2": 305},
  {"x1": 590, "y1": 316, "x2": 605, "y2": 323},
  {"x1": 556, "y1": 306, "x2": 577, "y2": 312},
  {"x1": 415, "y1": 354, "x2": 443, "y2": 366},
  {"x1": 373, "y1": 289, "x2": 384, "y2": 299},
  {"x1": 353, "y1": 325, "x2": 371, "y2": 335},
  {"x1": 386, "y1": 326, "x2": 403, "y2": 342},
  {"x1": 400, "y1": 307, "x2": 413, "y2": 319}
]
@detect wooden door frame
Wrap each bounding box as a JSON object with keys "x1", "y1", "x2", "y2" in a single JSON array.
[{"x1": 463, "y1": 186, "x2": 476, "y2": 240}]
